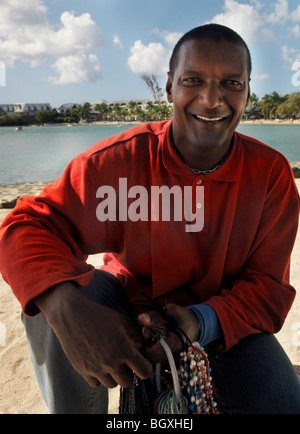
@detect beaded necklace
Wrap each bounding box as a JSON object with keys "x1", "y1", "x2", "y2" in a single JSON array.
[
  {"x1": 119, "y1": 293, "x2": 219, "y2": 414},
  {"x1": 178, "y1": 342, "x2": 219, "y2": 414},
  {"x1": 153, "y1": 339, "x2": 219, "y2": 414},
  {"x1": 170, "y1": 128, "x2": 232, "y2": 175}
]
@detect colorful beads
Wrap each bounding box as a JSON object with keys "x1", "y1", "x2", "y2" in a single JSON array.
[
  {"x1": 178, "y1": 343, "x2": 219, "y2": 414},
  {"x1": 154, "y1": 389, "x2": 189, "y2": 414}
]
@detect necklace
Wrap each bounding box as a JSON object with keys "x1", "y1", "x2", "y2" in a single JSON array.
[{"x1": 170, "y1": 129, "x2": 231, "y2": 175}]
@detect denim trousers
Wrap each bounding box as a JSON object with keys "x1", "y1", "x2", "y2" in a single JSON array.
[{"x1": 22, "y1": 270, "x2": 300, "y2": 414}]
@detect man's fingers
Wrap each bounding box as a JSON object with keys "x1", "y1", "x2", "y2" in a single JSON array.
[
  {"x1": 126, "y1": 348, "x2": 153, "y2": 380},
  {"x1": 144, "y1": 334, "x2": 183, "y2": 365},
  {"x1": 96, "y1": 373, "x2": 119, "y2": 389},
  {"x1": 84, "y1": 375, "x2": 101, "y2": 388},
  {"x1": 138, "y1": 310, "x2": 164, "y2": 327}
]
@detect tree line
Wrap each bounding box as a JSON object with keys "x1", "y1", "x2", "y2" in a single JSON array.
[
  {"x1": 0, "y1": 72, "x2": 299, "y2": 127},
  {"x1": 246, "y1": 91, "x2": 300, "y2": 120}
]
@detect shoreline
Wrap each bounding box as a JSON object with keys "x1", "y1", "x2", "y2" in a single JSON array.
[
  {"x1": 1, "y1": 119, "x2": 300, "y2": 128},
  {"x1": 240, "y1": 119, "x2": 300, "y2": 125},
  {"x1": 67, "y1": 119, "x2": 300, "y2": 126},
  {"x1": 92, "y1": 119, "x2": 300, "y2": 126}
]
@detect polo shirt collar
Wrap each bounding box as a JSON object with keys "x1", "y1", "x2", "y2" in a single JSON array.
[{"x1": 161, "y1": 120, "x2": 241, "y2": 182}]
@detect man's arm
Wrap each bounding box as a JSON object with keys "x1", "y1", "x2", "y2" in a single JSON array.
[
  {"x1": 204, "y1": 162, "x2": 300, "y2": 350},
  {"x1": 0, "y1": 151, "x2": 153, "y2": 388},
  {"x1": 34, "y1": 281, "x2": 153, "y2": 388}
]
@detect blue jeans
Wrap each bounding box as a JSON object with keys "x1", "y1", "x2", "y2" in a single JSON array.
[{"x1": 22, "y1": 270, "x2": 300, "y2": 414}]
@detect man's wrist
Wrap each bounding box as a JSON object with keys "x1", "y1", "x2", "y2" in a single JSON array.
[
  {"x1": 187, "y1": 304, "x2": 223, "y2": 346},
  {"x1": 34, "y1": 281, "x2": 77, "y2": 319}
]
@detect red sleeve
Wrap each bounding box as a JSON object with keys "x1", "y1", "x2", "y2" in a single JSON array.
[
  {"x1": 0, "y1": 152, "x2": 107, "y2": 316},
  {"x1": 206, "y1": 161, "x2": 299, "y2": 350}
]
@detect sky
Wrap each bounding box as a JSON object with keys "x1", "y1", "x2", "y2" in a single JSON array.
[{"x1": 0, "y1": 0, "x2": 300, "y2": 109}]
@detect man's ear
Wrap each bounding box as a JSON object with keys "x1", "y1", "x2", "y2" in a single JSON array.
[{"x1": 166, "y1": 72, "x2": 173, "y2": 103}]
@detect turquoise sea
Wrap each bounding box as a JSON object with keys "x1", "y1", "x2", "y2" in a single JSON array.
[{"x1": 0, "y1": 123, "x2": 299, "y2": 185}]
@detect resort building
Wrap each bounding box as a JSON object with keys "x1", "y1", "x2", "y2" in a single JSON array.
[
  {"x1": 0, "y1": 103, "x2": 52, "y2": 116},
  {"x1": 57, "y1": 103, "x2": 80, "y2": 113},
  {"x1": 107, "y1": 98, "x2": 170, "y2": 111}
]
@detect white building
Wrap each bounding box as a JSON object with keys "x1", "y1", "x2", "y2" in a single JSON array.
[{"x1": 0, "y1": 103, "x2": 51, "y2": 115}]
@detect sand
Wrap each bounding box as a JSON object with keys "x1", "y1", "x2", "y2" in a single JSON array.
[{"x1": 0, "y1": 180, "x2": 299, "y2": 414}]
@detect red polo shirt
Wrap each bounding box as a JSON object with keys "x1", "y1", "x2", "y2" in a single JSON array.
[{"x1": 0, "y1": 119, "x2": 299, "y2": 350}]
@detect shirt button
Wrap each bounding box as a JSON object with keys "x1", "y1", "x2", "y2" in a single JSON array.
[
  {"x1": 197, "y1": 203, "x2": 202, "y2": 209},
  {"x1": 196, "y1": 179, "x2": 202, "y2": 185}
]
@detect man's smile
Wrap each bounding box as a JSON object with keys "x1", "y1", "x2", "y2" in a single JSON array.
[{"x1": 191, "y1": 113, "x2": 230, "y2": 123}]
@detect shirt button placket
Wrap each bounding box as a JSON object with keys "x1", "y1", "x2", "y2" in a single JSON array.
[{"x1": 193, "y1": 177, "x2": 203, "y2": 210}]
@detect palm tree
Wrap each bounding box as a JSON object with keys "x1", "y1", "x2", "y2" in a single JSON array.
[
  {"x1": 145, "y1": 101, "x2": 156, "y2": 121},
  {"x1": 277, "y1": 92, "x2": 300, "y2": 118},
  {"x1": 259, "y1": 92, "x2": 287, "y2": 119},
  {"x1": 94, "y1": 103, "x2": 111, "y2": 121},
  {"x1": 128, "y1": 100, "x2": 138, "y2": 121}
]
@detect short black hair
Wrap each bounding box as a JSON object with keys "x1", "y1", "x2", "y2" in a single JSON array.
[{"x1": 169, "y1": 23, "x2": 252, "y2": 79}]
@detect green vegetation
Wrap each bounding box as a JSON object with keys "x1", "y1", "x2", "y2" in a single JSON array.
[
  {"x1": 0, "y1": 89, "x2": 299, "y2": 127},
  {"x1": 94, "y1": 100, "x2": 173, "y2": 122},
  {"x1": 245, "y1": 91, "x2": 300, "y2": 120}
]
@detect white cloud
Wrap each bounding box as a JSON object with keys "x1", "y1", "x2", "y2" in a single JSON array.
[
  {"x1": 290, "y1": 5, "x2": 300, "y2": 22},
  {"x1": 127, "y1": 40, "x2": 169, "y2": 76},
  {"x1": 127, "y1": 29, "x2": 182, "y2": 76},
  {"x1": 265, "y1": 0, "x2": 300, "y2": 25},
  {"x1": 113, "y1": 34, "x2": 123, "y2": 49},
  {"x1": 282, "y1": 45, "x2": 300, "y2": 68},
  {"x1": 252, "y1": 73, "x2": 271, "y2": 80},
  {"x1": 289, "y1": 24, "x2": 300, "y2": 38},
  {"x1": 0, "y1": 0, "x2": 104, "y2": 84},
  {"x1": 267, "y1": 0, "x2": 289, "y2": 24},
  {"x1": 208, "y1": 0, "x2": 275, "y2": 45},
  {"x1": 47, "y1": 53, "x2": 101, "y2": 85},
  {"x1": 151, "y1": 28, "x2": 183, "y2": 45},
  {"x1": 209, "y1": 0, "x2": 300, "y2": 46},
  {"x1": 282, "y1": 45, "x2": 295, "y2": 65}
]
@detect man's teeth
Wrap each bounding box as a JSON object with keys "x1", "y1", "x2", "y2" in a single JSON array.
[{"x1": 194, "y1": 115, "x2": 224, "y2": 121}]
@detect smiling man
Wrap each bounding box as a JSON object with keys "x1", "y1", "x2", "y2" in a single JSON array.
[
  {"x1": 0, "y1": 24, "x2": 300, "y2": 414},
  {"x1": 167, "y1": 29, "x2": 250, "y2": 171}
]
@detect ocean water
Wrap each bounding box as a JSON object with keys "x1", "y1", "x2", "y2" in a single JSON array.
[{"x1": 0, "y1": 123, "x2": 299, "y2": 185}]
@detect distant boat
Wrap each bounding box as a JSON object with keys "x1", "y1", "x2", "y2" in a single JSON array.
[{"x1": 15, "y1": 126, "x2": 22, "y2": 131}]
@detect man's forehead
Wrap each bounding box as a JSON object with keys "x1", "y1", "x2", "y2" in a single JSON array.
[{"x1": 176, "y1": 38, "x2": 248, "y2": 75}]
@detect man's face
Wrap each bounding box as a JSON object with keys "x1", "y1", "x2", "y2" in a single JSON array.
[{"x1": 166, "y1": 38, "x2": 250, "y2": 154}]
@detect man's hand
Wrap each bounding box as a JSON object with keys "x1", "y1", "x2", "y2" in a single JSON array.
[
  {"x1": 138, "y1": 303, "x2": 199, "y2": 365},
  {"x1": 34, "y1": 282, "x2": 153, "y2": 389}
]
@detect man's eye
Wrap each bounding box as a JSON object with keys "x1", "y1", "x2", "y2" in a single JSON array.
[
  {"x1": 179, "y1": 77, "x2": 202, "y2": 86},
  {"x1": 223, "y1": 80, "x2": 244, "y2": 89}
]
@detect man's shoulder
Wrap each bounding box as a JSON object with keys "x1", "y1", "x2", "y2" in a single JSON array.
[
  {"x1": 236, "y1": 130, "x2": 290, "y2": 165},
  {"x1": 86, "y1": 120, "x2": 171, "y2": 158},
  {"x1": 235, "y1": 130, "x2": 295, "y2": 181}
]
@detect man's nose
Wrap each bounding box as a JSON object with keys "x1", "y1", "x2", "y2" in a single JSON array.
[{"x1": 198, "y1": 82, "x2": 224, "y2": 109}]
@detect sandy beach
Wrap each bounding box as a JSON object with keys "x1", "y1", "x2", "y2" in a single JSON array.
[{"x1": 0, "y1": 179, "x2": 299, "y2": 414}]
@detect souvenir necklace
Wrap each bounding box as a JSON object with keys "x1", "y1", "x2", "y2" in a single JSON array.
[{"x1": 170, "y1": 129, "x2": 232, "y2": 175}]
